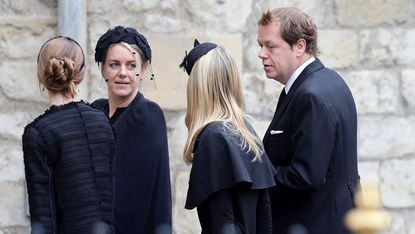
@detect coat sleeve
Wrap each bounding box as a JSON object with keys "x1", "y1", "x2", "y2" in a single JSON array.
[
  {"x1": 256, "y1": 189, "x2": 272, "y2": 233},
  {"x1": 275, "y1": 92, "x2": 336, "y2": 190},
  {"x1": 203, "y1": 189, "x2": 241, "y2": 234},
  {"x1": 143, "y1": 102, "x2": 172, "y2": 232},
  {"x1": 22, "y1": 126, "x2": 57, "y2": 233}
]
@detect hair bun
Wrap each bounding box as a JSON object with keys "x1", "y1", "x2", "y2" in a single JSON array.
[{"x1": 44, "y1": 57, "x2": 76, "y2": 91}]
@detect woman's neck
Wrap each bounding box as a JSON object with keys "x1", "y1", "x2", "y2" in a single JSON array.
[
  {"x1": 108, "y1": 91, "x2": 138, "y2": 117},
  {"x1": 48, "y1": 91, "x2": 74, "y2": 106}
]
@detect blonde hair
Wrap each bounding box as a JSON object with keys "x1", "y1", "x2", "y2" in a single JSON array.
[
  {"x1": 183, "y1": 46, "x2": 264, "y2": 164},
  {"x1": 37, "y1": 37, "x2": 85, "y2": 98}
]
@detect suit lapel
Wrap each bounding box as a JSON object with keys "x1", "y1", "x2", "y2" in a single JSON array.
[{"x1": 263, "y1": 59, "x2": 325, "y2": 144}]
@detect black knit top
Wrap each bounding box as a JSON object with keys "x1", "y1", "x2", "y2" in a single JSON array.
[{"x1": 22, "y1": 101, "x2": 116, "y2": 234}]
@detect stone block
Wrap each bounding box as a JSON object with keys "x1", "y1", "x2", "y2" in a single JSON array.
[
  {"x1": 358, "y1": 161, "x2": 380, "y2": 184},
  {"x1": 0, "y1": 0, "x2": 56, "y2": 16},
  {"x1": 143, "y1": 15, "x2": 181, "y2": 33},
  {"x1": 0, "y1": 146, "x2": 25, "y2": 182},
  {"x1": 142, "y1": 34, "x2": 243, "y2": 110},
  {"x1": 173, "y1": 171, "x2": 201, "y2": 234},
  {"x1": 0, "y1": 112, "x2": 34, "y2": 141},
  {"x1": 402, "y1": 70, "x2": 415, "y2": 114},
  {"x1": 381, "y1": 159, "x2": 415, "y2": 208},
  {"x1": 0, "y1": 62, "x2": 46, "y2": 102},
  {"x1": 182, "y1": 0, "x2": 252, "y2": 32},
  {"x1": 358, "y1": 116, "x2": 415, "y2": 160},
  {"x1": 319, "y1": 30, "x2": 358, "y2": 69},
  {"x1": 343, "y1": 70, "x2": 401, "y2": 114},
  {"x1": 0, "y1": 182, "x2": 30, "y2": 226},
  {"x1": 243, "y1": 72, "x2": 282, "y2": 117},
  {"x1": 86, "y1": 0, "x2": 113, "y2": 13},
  {"x1": 165, "y1": 112, "x2": 187, "y2": 170},
  {"x1": 334, "y1": 0, "x2": 412, "y2": 27},
  {"x1": 359, "y1": 29, "x2": 395, "y2": 68},
  {"x1": 391, "y1": 29, "x2": 415, "y2": 67},
  {"x1": 257, "y1": 0, "x2": 332, "y2": 27},
  {"x1": 0, "y1": 22, "x2": 56, "y2": 60}
]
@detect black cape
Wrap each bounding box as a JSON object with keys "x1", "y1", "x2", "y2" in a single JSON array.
[
  {"x1": 92, "y1": 93, "x2": 172, "y2": 234},
  {"x1": 185, "y1": 121, "x2": 276, "y2": 233}
]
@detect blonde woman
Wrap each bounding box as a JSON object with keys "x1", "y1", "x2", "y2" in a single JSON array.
[{"x1": 180, "y1": 40, "x2": 276, "y2": 234}]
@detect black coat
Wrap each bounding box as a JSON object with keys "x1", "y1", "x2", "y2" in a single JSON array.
[
  {"x1": 186, "y1": 121, "x2": 276, "y2": 234},
  {"x1": 92, "y1": 92, "x2": 172, "y2": 234},
  {"x1": 263, "y1": 59, "x2": 360, "y2": 234},
  {"x1": 22, "y1": 101, "x2": 116, "y2": 234}
]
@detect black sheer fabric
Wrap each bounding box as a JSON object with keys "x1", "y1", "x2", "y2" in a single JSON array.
[{"x1": 22, "y1": 101, "x2": 116, "y2": 234}]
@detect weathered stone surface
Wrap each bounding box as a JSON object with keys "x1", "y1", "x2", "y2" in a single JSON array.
[
  {"x1": 86, "y1": 0, "x2": 113, "y2": 13},
  {"x1": 358, "y1": 161, "x2": 380, "y2": 184},
  {"x1": 335, "y1": 0, "x2": 412, "y2": 27},
  {"x1": 182, "y1": 0, "x2": 252, "y2": 32},
  {"x1": 165, "y1": 112, "x2": 187, "y2": 170},
  {"x1": 401, "y1": 69, "x2": 415, "y2": 114},
  {"x1": 0, "y1": 112, "x2": 34, "y2": 141},
  {"x1": 121, "y1": 0, "x2": 160, "y2": 12},
  {"x1": 0, "y1": 146, "x2": 25, "y2": 182},
  {"x1": 380, "y1": 211, "x2": 406, "y2": 234},
  {"x1": 319, "y1": 30, "x2": 358, "y2": 69},
  {"x1": 0, "y1": 182, "x2": 30, "y2": 226},
  {"x1": 143, "y1": 15, "x2": 181, "y2": 33},
  {"x1": 358, "y1": 116, "x2": 415, "y2": 160},
  {"x1": 359, "y1": 29, "x2": 395, "y2": 68},
  {"x1": 143, "y1": 34, "x2": 242, "y2": 110},
  {"x1": 173, "y1": 171, "x2": 201, "y2": 234},
  {"x1": 343, "y1": 70, "x2": 401, "y2": 114},
  {"x1": 0, "y1": 0, "x2": 56, "y2": 16},
  {"x1": 391, "y1": 29, "x2": 415, "y2": 67},
  {"x1": 0, "y1": 62, "x2": 45, "y2": 102},
  {"x1": 381, "y1": 159, "x2": 415, "y2": 208},
  {"x1": 243, "y1": 72, "x2": 282, "y2": 117},
  {"x1": 0, "y1": 23, "x2": 56, "y2": 59}
]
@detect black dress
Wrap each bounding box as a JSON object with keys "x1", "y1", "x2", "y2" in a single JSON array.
[
  {"x1": 185, "y1": 121, "x2": 276, "y2": 234},
  {"x1": 22, "y1": 101, "x2": 116, "y2": 234},
  {"x1": 92, "y1": 92, "x2": 172, "y2": 234}
]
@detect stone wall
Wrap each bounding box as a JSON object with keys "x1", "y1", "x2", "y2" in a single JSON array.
[{"x1": 0, "y1": 0, "x2": 414, "y2": 233}]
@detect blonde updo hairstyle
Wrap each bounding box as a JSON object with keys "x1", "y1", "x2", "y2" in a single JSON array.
[{"x1": 37, "y1": 36, "x2": 86, "y2": 98}]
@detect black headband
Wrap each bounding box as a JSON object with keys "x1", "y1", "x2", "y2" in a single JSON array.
[
  {"x1": 95, "y1": 26, "x2": 152, "y2": 64},
  {"x1": 37, "y1": 36, "x2": 86, "y2": 69},
  {"x1": 179, "y1": 39, "x2": 217, "y2": 75}
]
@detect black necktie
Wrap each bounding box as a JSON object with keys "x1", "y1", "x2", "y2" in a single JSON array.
[{"x1": 276, "y1": 89, "x2": 287, "y2": 109}]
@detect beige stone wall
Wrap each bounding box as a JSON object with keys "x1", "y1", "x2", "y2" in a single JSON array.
[{"x1": 1, "y1": 0, "x2": 414, "y2": 233}]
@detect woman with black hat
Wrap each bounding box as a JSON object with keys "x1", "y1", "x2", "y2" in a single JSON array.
[
  {"x1": 180, "y1": 40, "x2": 276, "y2": 234},
  {"x1": 93, "y1": 26, "x2": 172, "y2": 234}
]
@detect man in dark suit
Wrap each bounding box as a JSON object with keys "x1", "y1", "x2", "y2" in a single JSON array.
[{"x1": 257, "y1": 7, "x2": 360, "y2": 234}]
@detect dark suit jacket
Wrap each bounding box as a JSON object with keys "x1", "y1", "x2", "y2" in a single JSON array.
[{"x1": 263, "y1": 59, "x2": 360, "y2": 234}]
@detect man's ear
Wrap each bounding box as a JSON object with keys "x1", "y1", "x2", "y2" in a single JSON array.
[{"x1": 295, "y1": 38, "x2": 307, "y2": 57}]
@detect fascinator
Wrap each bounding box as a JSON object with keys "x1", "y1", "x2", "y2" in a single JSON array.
[
  {"x1": 179, "y1": 39, "x2": 217, "y2": 75},
  {"x1": 95, "y1": 26, "x2": 152, "y2": 64}
]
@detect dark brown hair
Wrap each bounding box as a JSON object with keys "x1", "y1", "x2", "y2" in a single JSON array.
[{"x1": 259, "y1": 7, "x2": 319, "y2": 56}]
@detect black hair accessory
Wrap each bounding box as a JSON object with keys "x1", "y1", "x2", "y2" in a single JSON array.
[
  {"x1": 37, "y1": 36, "x2": 86, "y2": 69},
  {"x1": 179, "y1": 39, "x2": 217, "y2": 75},
  {"x1": 95, "y1": 26, "x2": 152, "y2": 64}
]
